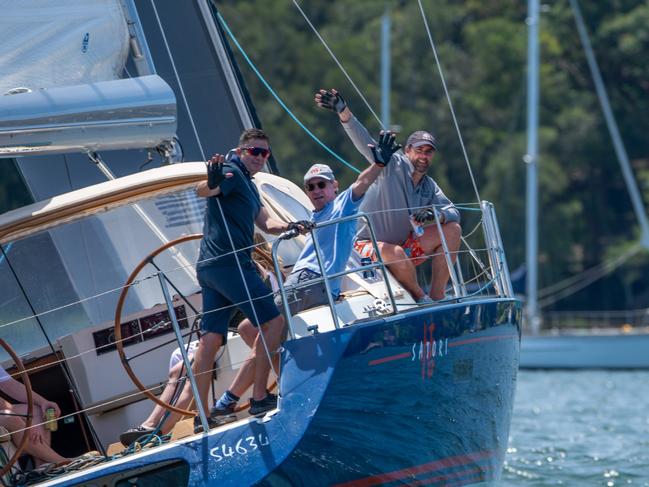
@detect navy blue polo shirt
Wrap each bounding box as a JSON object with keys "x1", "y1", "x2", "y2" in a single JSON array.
[{"x1": 197, "y1": 156, "x2": 262, "y2": 268}]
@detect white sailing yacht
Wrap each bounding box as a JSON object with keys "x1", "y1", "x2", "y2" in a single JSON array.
[{"x1": 520, "y1": 0, "x2": 649, "y2": 369}]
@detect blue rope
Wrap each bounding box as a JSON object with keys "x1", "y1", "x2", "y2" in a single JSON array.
[
  {"x1": 0, "y1": 243, "x2": 13, "y2": 266},
  {"x1": 216, "y1": 12, "x2": 361, "y2": 175}
]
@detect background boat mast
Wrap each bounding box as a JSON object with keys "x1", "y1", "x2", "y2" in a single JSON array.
[{"x1": 525, "y1": 0, "x2": 541, "y2": 334}]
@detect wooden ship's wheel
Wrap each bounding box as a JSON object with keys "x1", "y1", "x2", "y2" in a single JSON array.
[{"x1": 114, "y1": 234, "x2": 202, "y2": 417}]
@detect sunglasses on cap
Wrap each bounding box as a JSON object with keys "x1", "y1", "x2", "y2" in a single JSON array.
[
  {"x1": 242, "y1": 146, "x2": 271, "y2": 158},
  {"x1": 305, "y1": 181, "x2": 329, "y2": 192}
]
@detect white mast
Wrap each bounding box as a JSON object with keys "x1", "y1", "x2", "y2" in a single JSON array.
[{"x1": 525, "y1": 0, "x2": 541, "y2": 333}]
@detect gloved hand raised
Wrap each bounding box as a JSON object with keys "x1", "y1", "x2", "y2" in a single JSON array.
[
  {"x1": 412, "y1": 207, "x2": 438, "y2": 224},
  {"x1": 206, "y1": 154, "x2": 233, "y2": 190},
  {"x1": 369, "y1": 130, "x2": 401, "y2": 167},
  {"x1": 315, "y1": 89, "x2": 347, "y2": 114}
]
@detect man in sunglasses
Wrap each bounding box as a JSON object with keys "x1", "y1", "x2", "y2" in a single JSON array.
[
  {"x1": 172, "y1": 128, "x2": 311, "y2": 429},
  {"x1": 279, "y1": 131, "x2": 400, "y2": 315},
  {"x1": 315, "y1": 89, "x2": 461, "y2": 303}
]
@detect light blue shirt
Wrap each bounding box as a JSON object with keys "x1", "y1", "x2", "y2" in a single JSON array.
[{"x1": 292, "y1": 187, "x2": 363, "y2": 296}]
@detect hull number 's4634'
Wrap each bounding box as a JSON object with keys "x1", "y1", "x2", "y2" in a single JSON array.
[{"x1": 210, "y1": 434, "x2": 270, "y2": 462}]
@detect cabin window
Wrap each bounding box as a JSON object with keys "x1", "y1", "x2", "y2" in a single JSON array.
[
  {"x1": 70, "y1": 459, "x2": 190, "y2": 487},
  {"x1": 0, "y1": 188, "x2": 205, "y2": 357},
  {"x1": 0, "y1": 159, "x2": 33, "y2": 213}
]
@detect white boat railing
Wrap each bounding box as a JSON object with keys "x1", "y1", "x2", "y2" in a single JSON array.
[
  {"x1": 271, "y1": 200, "x2": 514, "y2": 339},
  {"x1": 272, "y1": 212, "x2": 398, "y2": 336}
]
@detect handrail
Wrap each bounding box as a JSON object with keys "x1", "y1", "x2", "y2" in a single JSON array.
[
  {"x1": 272, "y1": 212, "x2": 397, "y2": 336},
  {"x1": 481, "y1": 201, "x2": 514, "y2": 298},
  {"x1": 0, "y1": 201, "x2": 512, "y2": 355}
]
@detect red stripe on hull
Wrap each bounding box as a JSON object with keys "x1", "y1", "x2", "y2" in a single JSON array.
[{"x1": 332, "y1": 450, "x2": 494, "y2": 487}]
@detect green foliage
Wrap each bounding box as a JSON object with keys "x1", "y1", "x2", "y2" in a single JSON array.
[{"x1": 216, "y1": 0, "x2": 648, "y2": 311}]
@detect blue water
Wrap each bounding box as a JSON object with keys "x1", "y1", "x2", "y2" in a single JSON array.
[{"x1": 501, "y1": 371, "x2": 649, "y2": 486}]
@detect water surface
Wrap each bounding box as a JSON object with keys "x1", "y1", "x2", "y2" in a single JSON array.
[{"x1": 502, "y1": 371, "x2": 649, "y2": 486}]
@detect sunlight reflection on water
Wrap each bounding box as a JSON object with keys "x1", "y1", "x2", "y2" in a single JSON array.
[{"x1": 500, "y1": 371, "x2": 649, "y2": 486}]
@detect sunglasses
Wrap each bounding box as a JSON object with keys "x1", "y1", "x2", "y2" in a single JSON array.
[
  {"x1": 305, "y1": 181, "x2": 329, "y2": 192},
  {"x1": 242, "y1": 147, "x2": 271, "y2": 158}
]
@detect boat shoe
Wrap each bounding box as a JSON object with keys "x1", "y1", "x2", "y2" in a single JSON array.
[
  {"x1": 193, "y1": 414, "x2": 235, "y2": 434},
  {"x1": 249, "y1": 393, "x2": 277, "y2": 416},
  {"x1": 119, "y1": 426, "x2": 156, "y2": 446},
  {"x1": 209, "y1": 403, "x2": 237, "y2": 423}
]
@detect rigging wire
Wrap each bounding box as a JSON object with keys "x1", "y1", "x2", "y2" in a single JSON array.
[
  {"x1": 538, "y1": 244, "x2": 635, "y2": 298},
  {"x1": 215, "y1": 11, "x2": 361, "y2": 175},
  {"x1": 416, "y1": 0, "x2": 481, "y2": 203},
  {"x1": 291, "y1": 0, "x2": 384, "y2": 129},
  {"x1": 538, "y1": 243, "x2": 641, "y2": 308},
  {"x1": 536, "y1": 0, "x2": 649, "y2": 309},
  {"x1": 150, "y1": 0, "x2": 206, "y2": 162},
  {"x1": 0, "y1": 244, "x2": 107, "y2": 456}
]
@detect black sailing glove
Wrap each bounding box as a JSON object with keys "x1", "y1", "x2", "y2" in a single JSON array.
[
  {"x1": 370, "y1": 130, "x2": 401, "y2": 167},
  {"x1": 315, "y1": 89, "x2": 347, "y2": 114},
  {"x1": 288, "y1": 220, "x2": 315, "y2": 234},
  {"x1": 206, "y1": 155, "x2": 231, "y2": 190},
  {"x1": 412, "y1": 207, "x2": 437, "y2": 224}
]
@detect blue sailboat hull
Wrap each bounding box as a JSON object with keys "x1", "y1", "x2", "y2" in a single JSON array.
[{"x1": 56, "y1": 299, "x2": 520, "y2": 486}]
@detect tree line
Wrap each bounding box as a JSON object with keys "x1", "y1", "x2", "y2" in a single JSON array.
[{"x1": 218, "y1": 0, "x2": 649, "y2": 314}]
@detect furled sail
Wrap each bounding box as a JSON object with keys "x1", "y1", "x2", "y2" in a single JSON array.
[{"x1": 0, "y1": 0, "x2": 129, "y2": 94}]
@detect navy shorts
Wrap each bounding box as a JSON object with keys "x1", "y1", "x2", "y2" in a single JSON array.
[{"x1": 197, "y1": 261, "x2": 280, "y2": 341}]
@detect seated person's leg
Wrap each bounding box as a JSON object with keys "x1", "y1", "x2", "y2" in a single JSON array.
[
  {"x1": 276, "y1": 269, "x2": 330, "y2": 315},
  {"x1": 140, "y1": 361, "x2": 188, "y2": 436},
  {"x1": 355, "y1": 239, "x2": 427, "y2": 301},
  {"x1": 237, "y1": 319, "x2": 257, "y2": 348},
  {"x1": 420, "y1": 222, "x2": 462, "y2": 300},
  {"x1": 2, "y1": 404, "x2": 68, "y2": 466}
]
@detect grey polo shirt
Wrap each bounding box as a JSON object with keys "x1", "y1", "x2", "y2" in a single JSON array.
[{"x1": 342, "y1": 115, "x2": 460, "y2": 245}]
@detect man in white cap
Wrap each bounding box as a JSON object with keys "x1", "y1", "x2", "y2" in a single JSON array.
[
  {"x1": 282, "y1": 131, "x2": 400, "y2": 314},
  {"x1": 315, "y1": 89, "x2": 462, "y2": 303},
  {"x1": 209, "y1": 131, "x2": 397, "y2": 423}
]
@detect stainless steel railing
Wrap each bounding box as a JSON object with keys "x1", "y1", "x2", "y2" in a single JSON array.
[
  {"x1": 272, "y1": 212, "x2": 397, "y2": 337},
  {"x1": 271, "y1": 201, "x2": 514, "y2": 338}
]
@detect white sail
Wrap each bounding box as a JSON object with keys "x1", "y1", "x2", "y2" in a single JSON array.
[{"x1": 0, "y1": 0, "x2": 129, "y2": 94}]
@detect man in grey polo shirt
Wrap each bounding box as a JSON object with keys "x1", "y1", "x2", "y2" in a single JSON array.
[{"x1": 315, "y1": 89, "x2": 461, "y2": 302}]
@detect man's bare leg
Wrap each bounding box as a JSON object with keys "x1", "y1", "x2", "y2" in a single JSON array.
[
  {"x1": 377, "y1": 242, "x2": 426, "y2": 300},
  {"x1": 139, "y1": 361, "x2": 187, "y2": 435},
  {"x1": 420, "y1": 222, "x2": 462, "y2": 300},
  {"x1": 252, "y1": 315, "x2": 284, "y2": 401},
  {"x1": 173, "y1": 332, "x2": 223, "y2": 419},
  {"x1": 219, "y1": 320, "x2": 256, "y2": 403},
  {"x1": 2, "y1": 406, "x2": 68, "y2": 466},
  {"x1": 212, "y1": 318, "x2": 283, "y2": 415}
]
